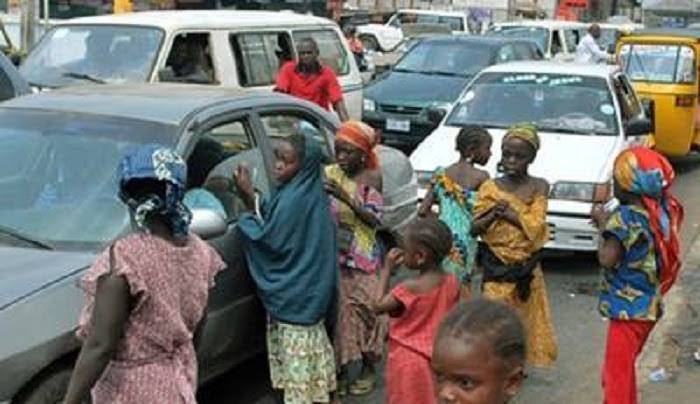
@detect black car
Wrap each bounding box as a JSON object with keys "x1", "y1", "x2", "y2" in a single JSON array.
[{"x1": 362, "y1": 35, "x2": 543, "y2": 153}]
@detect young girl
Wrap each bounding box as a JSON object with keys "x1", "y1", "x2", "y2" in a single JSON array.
[
  {"x1": 234, "y1": 133, "x2": 338, "y2": 404},
  {"x1": 418, "y1": 125, "x2": 492, "y2": 298},
  {"x1": 472, "y1": 123, "x2": 558, "y2": 369},
  {"x1": 373, "y1": 217, "x2": 461, "y2": 404},
  {"x1": 432, "y1": 298, "x2": 527, "y2": 404},
  {"x1": 325, "y1": 120, "x2": 386, "y2": 396},
  {"x1": 64, "y1": 145, "x2": 225, "y2": 404},
  {"x1": 591, "y1": 146, "x2": 683, "y2": 404}
]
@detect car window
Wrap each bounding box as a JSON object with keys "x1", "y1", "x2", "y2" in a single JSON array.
[
  {"x1": 514, "y1": 43, "x2": 538, "y2": 60},
  {"x1": 613, "y1": 75, "x2": 642, "y2": 122},
  {"x1": 437, "y1": 16, "x2": 465, "y2": 31},
  {"x1": 551, "y1": 30, "x2": 563, "y2": 55},
  {"x1": 259, "y1": 112, "x2": 334, "y2": 159},
  {"x1": 292, "y1": 30, "x2": 350, "y2": 76},
  {"x1": 162, "y1": 32, "x2": 216, "y2": 85},
  {"x1": 230, "y1": 32, "x2": 294, "y2": 87},
  {"x1": 187, "y1": 117, "x2": 269, "y2": 221},
  {"x1": 496, "y1": 45, "x2": 517, "y2": 63}
]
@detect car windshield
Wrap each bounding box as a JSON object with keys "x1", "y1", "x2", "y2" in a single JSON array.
[
  {"x1": 619, "y1": 44, "x2": 696, "y2": 84},
  {"x1": 394, "y1": 41, "x2": 493, "y2": 77},
  {"x1": 487, "y1": 26, "x2": 548, "y2": 53},
  {"x1": 0, "y1": 109, "x2": 176, "y2": 251},
  {"x1": 20, "y1": 25, "x2": 163, "y2": 88},
  {"x1": 446, "y1": 72, "x2": 618, "y2": 135}
]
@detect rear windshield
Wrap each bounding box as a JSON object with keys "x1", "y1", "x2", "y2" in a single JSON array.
[{"x1": 619, "y1": 44, "x2": 696, "y2": 84}]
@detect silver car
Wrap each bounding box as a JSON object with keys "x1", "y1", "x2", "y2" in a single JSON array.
[{"x1": 0, "y1": 85, "x2": 416, "y2": 403}]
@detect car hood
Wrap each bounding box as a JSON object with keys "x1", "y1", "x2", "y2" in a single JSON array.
[
  {"x1": 411, "y1": 126, "x2": 623, "y2": 184},
  {"x1": 365, "y1": 71, "x2": 470, "y2": 105},
  {"x1": 0, "y1": 247, "x2": 95, "y2": 310}
]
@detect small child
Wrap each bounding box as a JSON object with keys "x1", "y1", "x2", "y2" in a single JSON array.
[
  {"x1": 418, "y1": 125, "x2": 492, "y2": 299},
  {"x1": 591, "y1": 146, "x2": 683, "y2": 404},
  {"x1": 373, "y1": 217, "x2": 461, "y2": 404},
  {"x1": 432, "y1": 299, "x2": 527, "y2": 404}
]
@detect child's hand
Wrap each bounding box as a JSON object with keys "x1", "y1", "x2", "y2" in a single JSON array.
[
  {"x1": 590, "y1": 203, "x2": 609, "y2": 229},
  {"x1": 385, "y1": 248, "x2": 405, "y2": 271}
]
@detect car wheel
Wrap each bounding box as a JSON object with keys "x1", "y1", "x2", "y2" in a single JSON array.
[
  {"x1": 13, "y1": 366, "x2": 89, "y2": 404},
  {"x1": 360, "y1": 35, "x2": 380, "y2": 52}
]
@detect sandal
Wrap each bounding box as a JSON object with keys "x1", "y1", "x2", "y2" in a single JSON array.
[{"x1": 349, "y1": 375, "x2": 376, "y2": 396}]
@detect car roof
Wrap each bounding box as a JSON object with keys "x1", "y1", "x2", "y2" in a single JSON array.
[
  {"x1": 1, "y1": 84, "x2": 314, "y2": 125},
  {"x1": 55, "y1": 10, "x2": 336, "y2": 30},
  {"x1": 395, "y1": 9, "x2": 465, "y2": 17},
  {"x1": 420, "y1": 34, "x2": 537, "y2": 47},
  {"x1": 494, "y1": 19, "x2": 587, "y2": 29},
  {"x1": 481, "y1": 61, "x2": 617, "y2": 78}
]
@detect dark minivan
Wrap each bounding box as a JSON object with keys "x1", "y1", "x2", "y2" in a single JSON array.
[{"x1": 362, "y1": 35, "x2": 542, "y2": 152}]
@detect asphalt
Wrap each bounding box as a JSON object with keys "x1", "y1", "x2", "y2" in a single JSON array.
[{"x1": 198, "y1": 157, "x2": 700, "y2": 404}]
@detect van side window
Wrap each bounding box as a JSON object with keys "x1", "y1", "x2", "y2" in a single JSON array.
[
  {"x1": 292, "y1": 30, "x2": 350, "y2": 76},
  {"x1": 162, "y1": 33, "x2": 216, "y2": 84},
  {"x1": 230, "y1": 32, "x2": 294, "y2": 87}
]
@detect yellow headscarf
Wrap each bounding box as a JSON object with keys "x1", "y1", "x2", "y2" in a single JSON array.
[{"x1": 504, "y1": 123, "x2": 540, "y2": 151}]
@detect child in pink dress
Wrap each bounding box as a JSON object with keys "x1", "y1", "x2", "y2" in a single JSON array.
[{"x1": 373, "y1": 217, "x2": 461, "y2": 404}]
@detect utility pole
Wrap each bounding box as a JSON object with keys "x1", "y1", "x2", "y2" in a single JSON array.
[{"x1": 19, "y1": 0, "x2": 38, "y2": 51}]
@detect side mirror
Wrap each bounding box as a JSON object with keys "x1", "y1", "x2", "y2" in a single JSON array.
[
  {"x1": 426, "y1": 107, "x2": 447, "y2": 126},
  {"x1": 641, "y1": 98, "x2": 655, "y2": 133},
  {"x1": 190, "y1": 208, "x2": 227, "y2": 240},
  {"x1": 625, "y1": 117, "x2": 653, "y2": 137}
]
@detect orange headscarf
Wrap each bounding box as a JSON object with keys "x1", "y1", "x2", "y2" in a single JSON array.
[{"x1": 336, "y1": 120, "x2": 380, "y2": 169}]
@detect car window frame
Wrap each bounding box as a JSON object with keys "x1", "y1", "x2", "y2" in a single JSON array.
[
  {"x1": 162, "y1": 30, "x2": 218, "y2": 85},
  {"x1": 229, "y1": 30, "x2": 295, "y2": 88}
]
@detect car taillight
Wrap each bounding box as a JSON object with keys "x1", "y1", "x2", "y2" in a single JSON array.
[{"x1": 676, "y1": 95, "x2": 696, "y2": 107}]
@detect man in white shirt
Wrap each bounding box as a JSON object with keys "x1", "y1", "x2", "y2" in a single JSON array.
[{"x1": 576, "y1": 24, "x2": 610, "y2": 64}]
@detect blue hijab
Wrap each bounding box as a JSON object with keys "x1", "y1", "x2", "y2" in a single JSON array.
[{"x1": 238, "y1": 134, "x2": 338, "y2": 326}]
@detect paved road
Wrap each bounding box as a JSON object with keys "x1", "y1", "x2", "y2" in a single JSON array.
[{"x1": 199, "y1": 158, "x2": 700, "y2": 404}]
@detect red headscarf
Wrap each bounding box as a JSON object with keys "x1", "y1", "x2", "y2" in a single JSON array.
[
  {"x1": 336, "y1": 120, "x2": 380, "y2": 169},
  {"x1": 613, "y1": 146, "x2": 684, "y2": 294}
]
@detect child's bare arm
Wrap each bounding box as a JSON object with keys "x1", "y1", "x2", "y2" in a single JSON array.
[
  {"x1": 372, "y1": 249, "x2": 404, "y2": 316},
  {"x1": 598, "y1": 236, "x2": 623, "y2": 269}
]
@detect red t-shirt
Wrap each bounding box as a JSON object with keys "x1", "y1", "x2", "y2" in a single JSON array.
[{"x1": 275, "y1": 61, "x2": 343, "y2": 110}]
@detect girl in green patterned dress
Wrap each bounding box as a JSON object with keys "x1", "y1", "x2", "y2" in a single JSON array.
[{"x1": 418, "y1": 126, "x2": 492, "y2": 299}]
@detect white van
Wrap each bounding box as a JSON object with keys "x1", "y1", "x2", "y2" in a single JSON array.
[
  {"x1": 487, "y1": 20, "x2": 587, "y2": 61},
  {"x1": 20, "y1": 10, "x2": 364, "y2": 119}
]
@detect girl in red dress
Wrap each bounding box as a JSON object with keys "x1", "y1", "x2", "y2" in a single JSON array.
[{"x1": 373, "y1": 217, "x2": 461, "y2": 404}]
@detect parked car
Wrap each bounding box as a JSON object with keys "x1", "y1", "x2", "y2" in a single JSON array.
[
  {"x1": 363, "y1": 35, "x2": 543, "y2": 153},
  {"x1": 19, "y1": 10, "x2": 364, "y2": 119},
  {"x1": 0, "y1": 49, "x2": 29, "y2": 101},
  {"x1": 410, "y1": 62, "x2": 652, "y2": 252},
  {"x1": 357, "y1": 8, "x2": 469, "y2": 52},
  {"x1": 0, "y1": 85, "x2": 416, "y2": 403},
  {"x1": 487, "y1": 20, "x2": 587, "y2": 60}
]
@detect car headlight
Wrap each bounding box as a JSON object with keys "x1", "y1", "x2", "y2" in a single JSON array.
[
  {"x1": 550, "y1": 182, "x2": 611, "y2": 203},
  {"x1": 363, "y1": 98, "x2": 376, "y2": 113}
]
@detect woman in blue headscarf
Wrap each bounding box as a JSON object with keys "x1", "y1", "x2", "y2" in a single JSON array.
[{"x1": 234, "y1": 133, "x2": 338, "y2": 404}]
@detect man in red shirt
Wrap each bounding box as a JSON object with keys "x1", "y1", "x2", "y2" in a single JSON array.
[{"x1": 275, "y1": 38, "x2": 349, "y2": 122}]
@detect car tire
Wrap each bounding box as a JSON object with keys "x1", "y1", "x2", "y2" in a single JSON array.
[
  {"x1": 360, "y1": 35, "x2": 380, "y2": 52},
  {"x1": 13, "y1": 366, "x2": 89, "y2": 404}
]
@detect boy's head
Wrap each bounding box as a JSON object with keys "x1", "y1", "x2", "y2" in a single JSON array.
[
  {"x1": 401, "y1": 217, "x2": 453, "y2": 269},
  {"x1": 456, "y1": 125, "x2": 492, "y2": 166},
  {"x1": 432, "y1": 299, "x2": 526, "y2": 404},
  {"x1": 273, "y1": 134, "x2": 306, "y2": 184}
]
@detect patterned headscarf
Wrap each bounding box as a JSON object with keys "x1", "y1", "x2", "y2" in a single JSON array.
[
  {"x1": 336, "y1": 120, "x2": 380, "y2": 169},
  {"x1": 613, "y1": 146, "x2": 684, "y2": 294},
  {"x1": 504, "y1": 123, "x2": 540, "y2": 152},
  {"x1": 118, "y1": 145, "x2": 192, "y2": 240}
]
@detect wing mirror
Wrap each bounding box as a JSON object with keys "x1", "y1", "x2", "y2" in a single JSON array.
[
  {"x1": 641, "y1": 98, "x2": 655, "y2": 134},
  {"x1": 625, "y1": 117, "x2": 653, "y2": 137},
  {"x1": 190, "y1": 208, "x2": 227, "y2": 240},
  {"x1": 426, "y1": 107, "x2": 447, "y2": 126}
]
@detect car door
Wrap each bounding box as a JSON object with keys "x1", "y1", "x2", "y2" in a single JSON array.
[
  {"x1": 180, "y1": 109, "x2": 271, "y2": 381},
  {"x1": 0, "y1": 50, "x2": 29, "y2": 101}
]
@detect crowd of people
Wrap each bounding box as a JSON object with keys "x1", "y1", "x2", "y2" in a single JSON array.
[{"x1": 61, "y1": 35, "x2": 685, "y2": 404}]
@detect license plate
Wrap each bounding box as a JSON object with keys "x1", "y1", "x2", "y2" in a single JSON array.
[{"x1": 386, "y1": 118, "x2": 410, "y2": 132}]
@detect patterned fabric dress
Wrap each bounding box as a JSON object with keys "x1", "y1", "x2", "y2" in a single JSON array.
[
  {"x1": 430, "y1": 168, "x2": 479, "y2": 284},
  {"x1": 77, "y1": 233, "x2": 225, "y2": 403},
  {"x1": 474, "y1": 180, "x2": 558, "y2": 368},
  {"x1": 386, "y1": 274, "x2": 460, "y2": 404},
  {"x1": 325, "y1": 164, "x2": 388, "y2": 367}
]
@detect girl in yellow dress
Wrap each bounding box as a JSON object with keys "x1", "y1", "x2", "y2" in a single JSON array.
[{"x1": 471, "y1": 123, "x2": 558, "y2": 368}]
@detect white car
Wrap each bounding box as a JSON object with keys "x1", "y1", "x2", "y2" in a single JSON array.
[
  {"x1": 487, "y1": 20, "x2": 587, "y2": 61},
  {"x1": 357, "y1": 9, "x2": 468, "y2": 52},
  {"x1": 410, "y1": 61, "x2": 652, "y2": 251}
]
